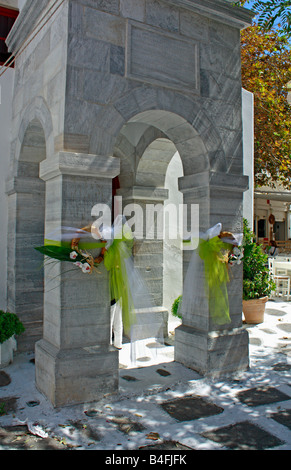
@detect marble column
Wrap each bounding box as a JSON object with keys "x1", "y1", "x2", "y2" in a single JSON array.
[
  {"x1": 35, "y1": 151, "x2": 120, "y2": 407},
  {"x1": 175, "y1": 171, "x2": 250, "y2": 377},
  {"x1": 117, "y1": 186, "x2": 169, "y2": 337}
]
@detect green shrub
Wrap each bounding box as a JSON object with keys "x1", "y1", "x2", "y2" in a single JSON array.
[
  {"x1": 171, "y1": 296, "x2": 182, "y2": 319},
  {"x1": 243, "y1": 219, "x2": 276, "y2": 300},
  {"x1": 0, "y1": 311, "x2": 25, "y2": 344}
]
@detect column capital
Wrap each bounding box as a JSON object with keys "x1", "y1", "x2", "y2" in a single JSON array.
[
  {"x1": 117, "y1": 186, "x2": 169, "y2": 202},
  {"x1": 6, "y1": 176, "x2": 44, "y2": 195},
  {"x1": 39, "y1": 152, "x2": 120, "y2": 181},
  {"x1": 179, "y1": 171, "x2": 249, "y2": 194}
]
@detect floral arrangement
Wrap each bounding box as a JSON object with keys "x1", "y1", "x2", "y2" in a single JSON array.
[
  {"x1": 35, "y1": 222, "x2": 135, "y2": 335},
  {"x1": 35, "y1": 245, "x2": 105, "y2": 275},
  {"x1": 176, "y1": 225, "x2": 245, "y2": 326},
  {"x1": 35, "y1": 224, "x2": 108, "y2": 275},
  {"x1": 228, "y1": 246, "x2": 244, "y2": 266}
]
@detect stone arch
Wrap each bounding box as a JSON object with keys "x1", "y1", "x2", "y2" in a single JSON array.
[
  {"x1": 135, "y1": 137, "x2": 177, "y2": 188},
  {"x1": 7, "y1": 104, "x2": 50, "y2": 352},
  {"x1": 88, "y1": 90, "x2": 230, "y2": 367},
  {"x1": 111, "y1": 110, "x2": 201, "y2": 343},
  {"x1": 12, "y1": 96, "x2": 54, "y2": 175},
  {"x1": 89, "y1": 87, "x2": 227, "y2": 175},
  {"x1": 124, "y1": 109, "x2": 209, "y2": 178}
]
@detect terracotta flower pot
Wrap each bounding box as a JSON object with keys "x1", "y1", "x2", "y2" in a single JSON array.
[{"x1": 242, "y1": 296, "x2": 268, "y2": 324}]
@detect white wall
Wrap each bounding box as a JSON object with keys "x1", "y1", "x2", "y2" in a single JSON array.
[
  {"x1": 242, "y1": 88, "x2": 254, "y2": 228},
  {"x1": 0, "y1": 67, "x2": 14, "y2": 310},
  {"x1": 163, "y1": 151, "x2": 183, "y2": 325}
]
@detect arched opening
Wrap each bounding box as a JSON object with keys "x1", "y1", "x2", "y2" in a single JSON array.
[
  {"x1": 8, "y1": 118, "x2": 46, "y2": 352},
  {"x1": 112, "y1": 110, "x2": 207, "y2": 369}
]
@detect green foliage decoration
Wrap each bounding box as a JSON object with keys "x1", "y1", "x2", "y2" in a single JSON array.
[
  {"x1": 171, "y1": 295, "x2": 182, "y2": 319},
  {"x1": 35, "y1": 245, "x2": 83, "y2": 262}
]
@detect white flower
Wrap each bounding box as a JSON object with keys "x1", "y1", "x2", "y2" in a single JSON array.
[
  {"x1": 74, "y1": 261, "x2": 82, "y2": 268},
  {"x1": 70, "y1": 251, "x2": 78, "y2": 260},
  {"x1": 82, "y1": 263, "x2": 91, "y2": 274}
]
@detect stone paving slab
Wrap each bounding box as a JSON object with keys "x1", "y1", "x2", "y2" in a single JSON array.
[
  {"x1": 161, "y1": 396, "x2": 224, "y2": 422},
  {"x1": 201, "y1": 421, "x2": 285, "y2": 450},
  {"x1": 139, "y1": 440, "x2": 194, "y2": 450},
  {"x1": 0, "y1": 396, "x2": 18, "y2": 415},
  {"x1": 270, "y1": 409, "x2": 291, "y2": 431},
  {"x1": 0, "y1": 372, "x2": 11, "y2": 387},
  {"x1": 0, "y1": 425, "x2": 70, "y2": 450},
  {"x1": 236, "y1": 386, "x2": 291, "y2": 407}
]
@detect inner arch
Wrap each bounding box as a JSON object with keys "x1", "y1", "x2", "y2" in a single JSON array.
[{"x1": 119, "y1": 109, "x2": 210, "y2": 178}]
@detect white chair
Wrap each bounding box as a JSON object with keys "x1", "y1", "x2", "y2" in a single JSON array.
[
  {"x1": 268, "y1": 258, "x2": 275, "y2": 274},
  {"x1": 276, "y1": 269, "x2": 288, "y2": 275},
  {"x1": 274, "y1": 276, "x2": 290, "y2": 300},
  {"x1": 268, "y1": 259, "x2": 291, "y2": 301}
]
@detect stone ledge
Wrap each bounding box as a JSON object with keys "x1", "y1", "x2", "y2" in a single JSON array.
[
  {"x1": 179, "y1": 171, "x2": 249, "y2": 193},
  {"x1": 6, "y1": 0, "x2": 51, "y2": 54},
  {"x1": 167, "y1": 0, "x2": 254, "y2": 29},
  {"x1": 39, "y1": 151, "x2": 120, "y2": 181},
  {"x1": 118, "y1": 186, "x2": 169, "y2": 201},
  {"x1": 6, "y1": 176, "x2": 45, "y2": 195}
]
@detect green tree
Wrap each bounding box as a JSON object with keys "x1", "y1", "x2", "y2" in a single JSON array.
[
  {"x1": 235, "y1": 0, "x2": 291, "y2": 37},
  {"x1": 241, "y1": 24, "x2": 291, "y2": 188}
]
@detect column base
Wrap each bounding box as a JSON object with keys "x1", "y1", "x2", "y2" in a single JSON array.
[
  {"x1": 175, "y1": 325, "x2": 249, "y2": 378},
  {"x1": 35, "y1": 339, "x2": 119, "y2": 407}
]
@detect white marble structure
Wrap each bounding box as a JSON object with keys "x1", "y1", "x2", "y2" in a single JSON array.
[{"x1": 4, "y1": 0, "x2": 254, "y2": 406}]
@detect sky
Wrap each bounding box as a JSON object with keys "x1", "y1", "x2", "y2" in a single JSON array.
[
  {"x1": 242, "y1": 1, "x2": 257, "y2": 12},
  {"x1": 239, "y1": 0, "x2": 289, "y2": 35}
]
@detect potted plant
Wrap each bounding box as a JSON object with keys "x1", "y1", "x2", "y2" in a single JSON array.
[
  {"x1": 0, "y1": 311, "x2": 25, "y2": 367},
  {"x1": 242, "y1": 219, "x2": 276, "y2": 324}
]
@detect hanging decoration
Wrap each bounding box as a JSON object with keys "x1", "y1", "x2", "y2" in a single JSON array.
[
  {"x1": 180, "y1": 223, "x2": 244, "y2": 326},
  {"x1": 35, "y1": 219, "x2": 136, "y2": 335}
]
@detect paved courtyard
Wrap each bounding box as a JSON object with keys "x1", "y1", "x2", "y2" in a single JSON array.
[{"x1": 0, "y1": 299, "x2": 291, "y2": 451}]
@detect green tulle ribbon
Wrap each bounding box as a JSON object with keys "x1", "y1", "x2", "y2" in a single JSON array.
[
  {"x1": 198, "y1": 236, "x2": 232, "y2": 325},
  {"x1": 37, "y1": 227, "x2": 136, "y2": 334},
  {"x1": 104, "y1": 229, "x2": 135, "y2": 336},
  {"x1": 44, "y1": 239, "x2": 107, "y2": 250}
]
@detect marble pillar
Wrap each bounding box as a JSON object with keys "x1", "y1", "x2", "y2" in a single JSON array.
[
  {"x1": 35, "y1": 151, "x2": 121, "y2": 407},
  {"x1": 175, "y1": 171, "x2": 250, "y2": 377}
]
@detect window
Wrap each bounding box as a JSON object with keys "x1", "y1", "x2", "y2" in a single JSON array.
[
  {"x1": 0, "y1": 6, "x2": 19, "y2": 67},
  {"x1": 258, "y1": 219, "x2": 266, "y2": 238}
]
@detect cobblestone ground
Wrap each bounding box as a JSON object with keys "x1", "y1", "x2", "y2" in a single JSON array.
[{"x1": 0, "y1": 301, "x2": 291, "y2": 451}]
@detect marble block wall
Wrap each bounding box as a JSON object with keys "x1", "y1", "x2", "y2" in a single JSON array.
[{"x1": 5, "y1": 0, "x2": 254, "y2": 403}]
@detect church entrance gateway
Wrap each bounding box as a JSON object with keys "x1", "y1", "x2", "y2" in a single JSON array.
[{"x1": 5, "y1": 0, "x2": 254, "y2": 406}]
